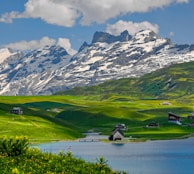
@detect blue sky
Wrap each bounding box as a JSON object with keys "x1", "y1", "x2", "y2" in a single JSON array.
[{"x1": 0, "y1": 0, "x2": 193, "y2": 55}]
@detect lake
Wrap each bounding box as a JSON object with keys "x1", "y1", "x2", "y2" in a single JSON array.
[{"x1": 36, "y1": 138, "x2": 194, "y2": 174}]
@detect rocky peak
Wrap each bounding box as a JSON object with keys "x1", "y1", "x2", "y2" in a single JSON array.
[
  {"x1": 133, "y1": 29, "x2": 160, "y2": 43},
  {"x1": 25, "y1": 45, "x2": 69, "y2": 59},
  {"x1": 78, "y1": 41, "x2": 90, "y2": 52},
  {"x1": 92, "y1": 31, "x2": 115, "y2": 44},
  {"x1": 91, "y1": 30, "x2": 132, "y2": 44},
  {"x1": 119, "y1": 30, "x2": 132, "y2": 42},
  {"x1": 42, "y1": 45, "x2": 69, "y2": 57}
]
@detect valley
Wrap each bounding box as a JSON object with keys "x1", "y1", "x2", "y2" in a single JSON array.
[{"x1": 0, "y1": 95, "x2": 193, "y2": 143}]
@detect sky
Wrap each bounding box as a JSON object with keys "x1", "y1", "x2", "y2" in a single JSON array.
[{"x1": 0, "y1": 0, "x2": 193, "y2": 55}]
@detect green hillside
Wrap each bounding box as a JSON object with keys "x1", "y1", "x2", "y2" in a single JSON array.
[
  {"x1": 56, "y1": 61, "x2": 194, "y2": 99},
  {"x1": 0, "y1": 96, "x2": 82, "y2": 143},
  {"x1": 138, "y1": 61, "x2": 194, "y2": 98},
  {"x1": 0, "y1": 95, "x2": 194, "y2": 142}
]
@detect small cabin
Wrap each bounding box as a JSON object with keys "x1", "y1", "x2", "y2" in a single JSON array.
[
  {"x1": 109, "y1": 128, "x2": 124, "y2": 141},
  {"x1": 188, "y1": 122, "x2": 194, "y2": 127},
  {"x1": 188, "y1": 113, "x2": 194, "y2": 120},
  {"x1": 146, "y1": 122, "x2": 159, "y2": 128},
  {"x1": 12, "y1": 107, "x2": 23, "y2": 115},
  {"x1": 160, "y1": 101, "x2": 171, "y2": 106},
  {"x1": 168, "y1": 112, "x2": 182, "y2": 125}
]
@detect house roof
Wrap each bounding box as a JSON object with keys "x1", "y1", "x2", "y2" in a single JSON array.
[
  {"x1": 147, "y1": 122, "x2": 159, "y2": 126},
  {"x1": 111, "y1": 128, "x2": 124, "y2": 136},
  {"x1": 12, "y1": 107, "x2": 22, "y2": 110},
  {"x1": 188, "y1": 112, "x2": 194, "y2": 116},
  {"x1": 168, "y1": 112, "x2": 181, "y2": 118}
]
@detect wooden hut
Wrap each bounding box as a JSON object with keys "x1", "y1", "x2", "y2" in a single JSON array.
[
  {"x1": 11, "y1": 107, "x2": 23, "y2": 115},
  {"x1": 168, "y1": 112, "x2": 182, "y2": 125},
  {"x1": 109, "y1": 128, "x2": 124, "y2": 141},
  {"x1": 146, "y1": 122, "x2": 159, "y2": 128},
  {"x1": 188, "y1": 113, "x2": 194, "y2": 120}
]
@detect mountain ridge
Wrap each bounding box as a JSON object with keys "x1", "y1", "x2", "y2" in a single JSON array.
[{"x1": 0, "y1": 29, "x2": 194, "y2": 95}]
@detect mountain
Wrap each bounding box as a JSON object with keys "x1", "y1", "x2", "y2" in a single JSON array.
[
  {"x1": 0, "y1": 45, "x2": 71, "y2": 95},
  {"x1": 0, "y1": 48, "x2": 23, "y2": 64},
  {"x1": 57, "y1": 61, "x2": 194, "y2": 99},
  {"x1": 0, "y1": 30, "x2": 194, "y2": 95}
]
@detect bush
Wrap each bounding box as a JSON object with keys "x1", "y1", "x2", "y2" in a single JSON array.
[
  {"x1": 0, "y1": 137, "x2": 126, "y2": 173},
  {"x1": 0, "y1": 136, "x2": 29, "y2": 156}
]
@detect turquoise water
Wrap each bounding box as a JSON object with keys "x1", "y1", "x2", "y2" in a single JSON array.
[{"x1": 37, "y1": 138, "x2": 194, "y2": 174}]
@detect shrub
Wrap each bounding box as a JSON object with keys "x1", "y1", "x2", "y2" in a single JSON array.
[
  {"x1": 0, "y1": 137, "x2": 126, "y2": 173},
  {"x1": 0, "y1": 136, "x2": 29, "y2": 156}
]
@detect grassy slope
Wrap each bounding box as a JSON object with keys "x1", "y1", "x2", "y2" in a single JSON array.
[
  {"x1": 138, "y1": 61, "x2": 194, "y2": 98},
  {"x1": 0, "y1": 96, "x2": 82, "y2": 143},
  {"x1": 0, "y1": 95, "x2": 194, "y2": 141},
  {"x1": 57, "y1": 61, "x2": 194, "y2": 99}
]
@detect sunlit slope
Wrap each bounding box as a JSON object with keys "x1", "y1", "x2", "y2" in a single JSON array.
[
  {"x1": 0, "y1": 93, "x2": 194, "y2": 141},
  {"x1": 55, "y1": 97, "x2": 194, "y2": 139},
  {"x1": 0, "y1": 96, "x2": 82, "y2": 142},
  {"x1": 57, "y1": 61, "x2": 194, "y2": 99}
]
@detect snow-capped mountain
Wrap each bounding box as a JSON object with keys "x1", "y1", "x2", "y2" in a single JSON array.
[
  {"x1": 0, "y1": 30, "x2": 194, "y2": 95},
  {"x1": 0, "y1": 45, "x2": 71, "y2": 95},
  {"x1": 0, "y1": 48, "x2": 23, "y2": 64}
]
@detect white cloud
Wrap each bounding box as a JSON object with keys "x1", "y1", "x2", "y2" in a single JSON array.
[
  {"x1": 0, "y1": 0, "x2": 79, "y2": 26},
  {"x1": 4, "y1": 37, "x2": 56, "y2": 51},
  {"x1": 176, "y1": 0, "x2": 189, "y2": 3},
  {"x1": 23, "y1": 0, "x2": 79, "y2": 27},
  {"x1": 0, "y1": 0, "x2": 190, "y2": 26},
  {"x1": 57, "y1": 38, "x2": 77, "y2": 55},
  {"x1": 106, "y1": 20, "x2": 159, "y2": 36},
  {"x1": 0, "y1": 11, "x2": 22, "y2": 23},
  {"x1": 3, "y1": 37, "x2": 76, "y2": 55}
]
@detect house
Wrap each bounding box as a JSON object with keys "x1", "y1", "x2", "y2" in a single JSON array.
[
  {"x1": 188, "y1": 113, "x2": 194, "y2": 120},
  {"x1": 109, "y1": 128, "x2": 124, "y2": 141},
  {"x1": 11, "y1": 107, "x2": 23, "y2": 115},
  {"x1": 188, "y1": 116, "x2": 194, "y2": 120},
  {"x1": 146, "y1": 122, "x2": 159, "y2": 128},
  {"x1": 188, "y1": 122, "x2": 194, "y2": 127},
  {"x1": 160, "y1": 101, "x2": 172, "y2": 106},
  {"x1": 168, "y1": 112, "x2": 182, "y2": 125}
]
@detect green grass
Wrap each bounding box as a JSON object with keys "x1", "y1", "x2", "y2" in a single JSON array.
[
  {"x1": 0, "y1": 96, "x2": 83, "y2": 143},
  {"x1": 0, "y1": 95, "x2": 194, "y2": 142},
  {"x1": 56, "y1": 61, "x2": 194, "y2": 99}
]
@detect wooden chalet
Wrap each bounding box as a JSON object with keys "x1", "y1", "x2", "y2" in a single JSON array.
[
  {"x1": 11, "y1": 107, "x2": 23, "y2": 115},
  {"x1": 109, "y1": 128, "x2": 124, "y2": 141},
  {"x1": 188, "y1": 113, "x2": 194, "y2": 120},
  {"x1": 188, "y1": 122, "x2": 194, "y2": 127},
  {"x1": 168, "y1": 112, "x2": 182, "y2": 125},
  {"x1": 146, "y1": 122, "x2": 159, "y2": 128}
]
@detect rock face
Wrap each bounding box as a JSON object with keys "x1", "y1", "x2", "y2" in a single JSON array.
[
  {"x1": 92, "y1": 30, "x2": 132, "y2": 44},
  {"x1": 0, "y1": 30, "x2": 194, "y2": 95}
]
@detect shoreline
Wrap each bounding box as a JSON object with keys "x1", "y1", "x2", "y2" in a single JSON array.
[{"x1": 30, "y1": 133, "x2": 194, "y2": 145}]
